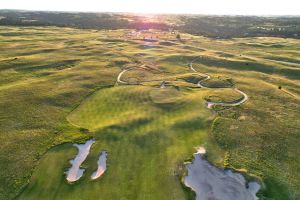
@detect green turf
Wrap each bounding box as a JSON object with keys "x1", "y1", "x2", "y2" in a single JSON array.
[
  {"x1": 0, "y1": 26, "x2": 299, "y2": 200},
  {"x1": 19, "y1": 86, "x2": 213, "y2": 200}
]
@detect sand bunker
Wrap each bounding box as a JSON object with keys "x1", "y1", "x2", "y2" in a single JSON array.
[
  {"x1": 184, "y1": 148, "x2": 260, "y2": 200},
  {"x1": 91, "y1": 151, "x2": 107, "y2": 180},
  {"x1": 66, "y1": 139, "x2": 95, "y2": 183}
]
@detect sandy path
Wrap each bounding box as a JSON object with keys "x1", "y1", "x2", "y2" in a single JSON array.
[
  {"x1": 116, "y1": 58, "x2": 249, "y2": 109},
  {"x1": 117, "y1": 69, "x2": 131, "y2": 84},
  {"x1": 206, "y1": 88, "x2": 248, "y2": 109},
  {"x1": 197, "y1": 75, "x2": 211, "y2": 88},
  {"x1": 189, "y1": 60, "x2": 248, "y2": 108},
  {"x1": 116, "y1": 64, "x2": 147, "y2": 84}
]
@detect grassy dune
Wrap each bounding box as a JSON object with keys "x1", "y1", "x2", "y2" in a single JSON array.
[{"x1": 0, "y1": 26, "x2": 299, "y2": 200}]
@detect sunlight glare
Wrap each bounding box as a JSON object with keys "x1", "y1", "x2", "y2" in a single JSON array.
[{"x1": 1, "y1": 0, "x2": 300, "y2": 15}]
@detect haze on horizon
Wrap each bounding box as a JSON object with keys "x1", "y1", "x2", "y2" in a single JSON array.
[{"x1": 1, "y1": 0, "x2": 300, "y2": 16}]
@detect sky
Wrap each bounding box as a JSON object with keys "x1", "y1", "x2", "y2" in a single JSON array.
[{"x1": 1, "y1": 0, "x2": 300, "y2": 15}]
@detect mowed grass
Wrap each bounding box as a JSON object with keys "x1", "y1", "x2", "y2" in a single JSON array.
[
  {"x1": 19, "y1": 86, "x2": 214, "y2": 200},
  {"x1": 0, "y1": 26, "x2": 299, "y2": 200},
  {"x1": 67, "y1": 86, "x2": 154, "y2": 131}
]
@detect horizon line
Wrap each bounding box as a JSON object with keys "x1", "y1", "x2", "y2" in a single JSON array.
[{"x1": 1, "y1": 8, "x2": 300, "y2": 17}]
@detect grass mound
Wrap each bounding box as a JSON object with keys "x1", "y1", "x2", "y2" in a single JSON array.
[
  {"x1": 111, "y1": 57, "x2": 131, "y2": 66},
  {"x1": 67, "y1": 86, "x2": 153, "y2": 131},
  {"x1": 177, "y1": 74, "x2": 205, "y2": 84},
  {"x1": 159, "y1": 41, "x2": 176, "y2": 46},
  {"x1": 121, "y1": 68, "x2": 162, "y2": 83},
  {"x1": 201, "y1": 76, "x2": 234, "y2": 88},
  {"x1": 204, "y1": 88, "x2": 244, "y2": 103},
  {"x1": 150, "y1": 87, "x2": 182, "y2": 104}
]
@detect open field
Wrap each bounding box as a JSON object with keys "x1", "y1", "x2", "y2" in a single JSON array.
[{"x1": 0, "y1": 26, "x2": 299, "y2": 200}]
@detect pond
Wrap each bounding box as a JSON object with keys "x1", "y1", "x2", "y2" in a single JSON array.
[{"x1": 184, "y1": 148, "x2": 260, "y2": 200}]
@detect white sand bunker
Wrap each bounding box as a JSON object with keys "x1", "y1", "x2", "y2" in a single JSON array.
[
  {"x1": 91, "y1": 151, "x2": 107, "y2": 180},
  {"x1": 66, "y1": 139, "x2": 95, "y2": 183},
  {"x1": 184, "y1": 148, "x2": 260, "y2": 200}
]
